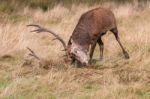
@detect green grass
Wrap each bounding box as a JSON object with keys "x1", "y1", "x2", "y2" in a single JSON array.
[
  {"x1": 0, "y1": 75, "x2": 12, "y2": 89},
  {"x1": 2, "y1": 78, "x2": 55, "y2": 99}
]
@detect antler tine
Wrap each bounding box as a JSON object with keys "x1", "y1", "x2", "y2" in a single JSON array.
[
  {"x1": 61, "y1": 49, "x2": 66, "y2": 51},
  {"x1": 27, "y1": 47, "x2": 40, "y2": 60},
  {"x1": 27, "y1": 24, "x2": 47, "y2": 33},
  {"x1": 27, "y1": 24, "x2": 40, "y2": 28},
  {"x1": 27, "y1": 24, "x2": 67, "y2": 50},
  {"x1": 62, "y1": 54, "x2": 67, "y2": 57},
  {"x1": 52, "y1": 38, "x2": 58, "y2": 41}
]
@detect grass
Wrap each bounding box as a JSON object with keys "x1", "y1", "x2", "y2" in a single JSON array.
[
  {"x1": 0, "y1": 0, "x2": 148, "y2": 13},
  {"x1": 0, "y1": 2, "x2": 150, "y2": 99}
]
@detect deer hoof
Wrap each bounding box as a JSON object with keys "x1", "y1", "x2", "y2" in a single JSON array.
[
  {"x1": 124, "y1": 52, "x2": 130, "y2": 59},
  {"x1": 99, "y1": 57, "x2": 103, "y2": 61},
  {"x1": 88, "y1": 59, "x2": 93, "y2": 65}
]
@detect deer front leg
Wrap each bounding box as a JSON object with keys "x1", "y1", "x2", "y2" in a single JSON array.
[
  {"x1": 71, "y1": 57, "x2": 76, "y2": 65},
  {"x1": 97, "y1": 37, "x2": 104, "y2": 61},
  {"x1": 89, "y1": 42, "x2": 97, "y2": 64}
]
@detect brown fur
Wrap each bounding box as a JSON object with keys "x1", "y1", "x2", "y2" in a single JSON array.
[
  {"x1": 71, "y1": 8, "x2": 116, "y2": 46},
  {"x1": 68, "y1": 7, "x2": 129, "y2": 64}
]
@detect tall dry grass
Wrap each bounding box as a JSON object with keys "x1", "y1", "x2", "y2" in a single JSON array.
[{"x1": 0, "y1": 2, "x2": 150, "y2": 99}]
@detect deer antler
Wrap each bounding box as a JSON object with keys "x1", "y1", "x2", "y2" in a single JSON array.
[
  {"x1": 27, "y1": 24, "x2": 67, "y2": 50},
  {"x1": 27, "y1": 47, "x2": 40, "y2": 60}
]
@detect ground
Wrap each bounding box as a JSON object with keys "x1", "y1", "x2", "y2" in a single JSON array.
[{"x1": 0, "y1": 3, "x2": 150, "y2": 99}]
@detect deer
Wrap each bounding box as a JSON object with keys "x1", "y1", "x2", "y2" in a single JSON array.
[{"x1": 27, "y1": 7, "x2": 129, "y2": 66}]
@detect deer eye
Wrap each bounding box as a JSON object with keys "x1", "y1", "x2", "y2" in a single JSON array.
[{"x1": 74, "y1": 50, "x2": 78, "y2": 54}]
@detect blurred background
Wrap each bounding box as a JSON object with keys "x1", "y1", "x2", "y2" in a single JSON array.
[{"x1": 0, "y1": 0, "x2": 148, "y2": 13}]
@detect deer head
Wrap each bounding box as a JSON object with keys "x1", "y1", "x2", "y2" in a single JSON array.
[
  {"x1": 27, "y1": 24, "x2": 88, "y2": 66},
  {"x1": 67, "y1": 39, "x2": 88, "y2": 65}
]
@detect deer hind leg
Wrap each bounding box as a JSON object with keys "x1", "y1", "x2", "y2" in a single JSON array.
[
  {"x1": 97, "y1": 37, "x2": 104, "y2": 61},
  {"x1": 110, "y1": 28, "x2": 129, "y2": 59},
  {"x1": 89, "y1": 42, "x2": 97, "y2": 64}
]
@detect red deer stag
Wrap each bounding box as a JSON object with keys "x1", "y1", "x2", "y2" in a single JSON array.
[{"x1": 27, "y1": 7, "x2": 129, "y2": 66}]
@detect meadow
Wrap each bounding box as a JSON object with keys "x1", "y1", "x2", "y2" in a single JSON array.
[{"x1": 0, "y1": 1, "x2": 150, "y2": 99}]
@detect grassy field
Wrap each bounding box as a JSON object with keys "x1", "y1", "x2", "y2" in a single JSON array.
[{"x1": 0, "y1": 2, "x2": 150, "y2": 99}]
